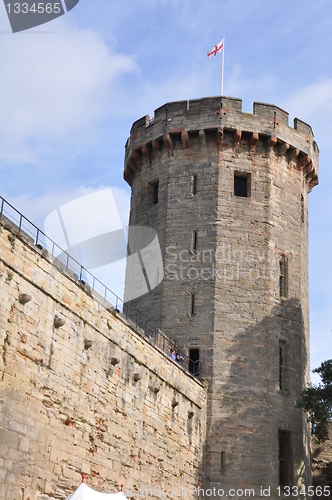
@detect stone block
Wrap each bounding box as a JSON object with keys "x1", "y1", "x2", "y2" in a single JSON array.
[{"x1": 0, "y1": 429, "x2": 19, "y2": 450}]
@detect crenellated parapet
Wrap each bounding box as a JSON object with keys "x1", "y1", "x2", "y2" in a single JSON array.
[{"x1": 124, "y1": 96, "x2": 319, "y2": 191}]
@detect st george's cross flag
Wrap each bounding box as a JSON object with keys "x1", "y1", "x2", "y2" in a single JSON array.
[{"x1": 207, "y1": 40, "x2": 224, "y2": 58}]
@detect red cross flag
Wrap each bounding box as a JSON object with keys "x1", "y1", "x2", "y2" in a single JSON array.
[
  {"x1": 207, "y1": 40, "x2": 224, "y2": 58},
  {"x1": 207, "y1": 36, "x2": 225, "y2": 95}
]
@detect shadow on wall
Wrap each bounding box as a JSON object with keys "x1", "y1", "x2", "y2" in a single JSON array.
[
  {"x1": 204, "y1": 298, "x2": 310, "y2": 492},
  {"x1": 312, "y1": 423, "x2": 332, "y2": 497}
]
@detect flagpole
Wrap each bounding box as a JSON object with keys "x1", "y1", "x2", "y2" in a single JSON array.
[{"x1": 221, "y1": 36, "x2": 225, "y2": 96}]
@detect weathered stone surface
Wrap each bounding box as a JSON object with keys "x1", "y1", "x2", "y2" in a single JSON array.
[
  {"x1": 312, "y1": 424, "x2": 332, "y2": 498},
  {"x1": 0, "y1": 225, "x2": 207, "y2": 499}
]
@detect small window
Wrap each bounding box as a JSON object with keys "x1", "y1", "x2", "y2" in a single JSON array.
[
  {"x1": 153, "y1": 182, "x2": 159, "y2": 204},
  {"x1": 234, "y1": 173, "x2": 250, "y2": 197},
  {"x1": 278, "y1": 430, "x2": 292, "y2": 487},
  {"x1": 190, "y1": 293, "x2": 195, "y2": 316},
  {"x1": 148, "y1": 180, "x2": 159, "y2": 205},
  {"x1": 279, "y1": 341, "x2": 287, "y2": 391},
  {"x1": 279, "y1": 257, "x2": 288, "y2": 298},
  {"x1": 189, "y1": 348, "x2": 199, "y2": 376},
  {"x1": 192, "y1": 175, "x2": 197, "y2": 195},
  {"x1": 192, "y1": 230, "x2": 198, "y2": 252},
  {"x1": 221, "y1": 451, "x2": 225, "y2": 469},
  {"x1": 301, "y1": 195, "x2": 304, "y2": 223},
  {"x1": 206, "y1": 450, "x2": 225, "y2": 480}
]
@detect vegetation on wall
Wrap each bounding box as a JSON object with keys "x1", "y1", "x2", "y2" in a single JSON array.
[{"x1": 297, "y1": 360, "x2": 332, "y2": 443}]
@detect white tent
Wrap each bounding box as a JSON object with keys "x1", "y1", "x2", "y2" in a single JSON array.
[{"x1": 65, "y1": 483, "x2": 127, "y2": 500}]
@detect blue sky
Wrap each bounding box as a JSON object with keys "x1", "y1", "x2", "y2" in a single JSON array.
[{"x1": 0, "y1": 0, "x2": 331, "y2": 383}]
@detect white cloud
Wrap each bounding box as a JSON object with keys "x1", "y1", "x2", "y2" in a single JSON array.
[
  {"x1": 225, "y1": 65, "x2": 278, "y2": 110},
  {"x1": 0, "y1": 20, "x2": 137, "y2": 164},
  {"x1": 127, "y1": 71, "x2": 214, "y2": 121},
  {"x1": 284, "y1": 79, "x2": 332, "y2": 118},
  {"x1": 282, "y1": 79, "x2": 332, "y2": 143}
]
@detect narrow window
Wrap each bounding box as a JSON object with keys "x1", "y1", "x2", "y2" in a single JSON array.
[
  {"x1": 279, "y1": 257, "x2": 288, "y2": 298},
  {"x1": 207, "y1": 450, "x2": 225, "y2": 480},
  {"x1": 234, "y1": 173, "x2": 250, "y2": 197},
  {"x1": 279, "y1": 341, "x2": 287, "y2": 390},
  {"x1": 190, "y1": 293, "x2": 195, "y2": 316},
  {"x1": 189, "y1": 348, "x2": 199, "y2": 376},
  {"x1": 192, "y1": 175, "x2": 197, "y2": 195},
  {"x1": 221, "y1": 451, "x2": 225, "y2": 469},
  {"x1": 192, "y1": 230, "x2": 198, "y2": 252},
  {"x1": 301, "y1": 195, "x2": 304, "y2": 223},
  {"x1": 278, "y1": 430, "x2": 292, "y2": 487},
  {"x1": 153, "y1": 181, "x2": 159, "y2": 204},
  {"x1": 148, "y1": 180, "x2": 159, "y2": 205}
]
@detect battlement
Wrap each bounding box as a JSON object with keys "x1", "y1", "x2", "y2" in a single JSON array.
[{"x1": 124, "y1": 96, "x2": 319, "y2": 190}]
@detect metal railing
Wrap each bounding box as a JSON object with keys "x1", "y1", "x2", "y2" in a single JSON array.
[
  {"x1": 189, "y1": 359, "x2": 201, "y2": 378},
  {"x1": 0, "y1": 195, "x2": 200, "y2": 378}
]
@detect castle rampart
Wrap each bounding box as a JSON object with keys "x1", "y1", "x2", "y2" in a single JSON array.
[{"x1": 0, "y1": 220, "x2": 207, "y2": 499}]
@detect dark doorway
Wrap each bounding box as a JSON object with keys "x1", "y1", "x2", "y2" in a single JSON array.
[{"x1": 278, "y1": 430, "x2": 292, "y2": 487}]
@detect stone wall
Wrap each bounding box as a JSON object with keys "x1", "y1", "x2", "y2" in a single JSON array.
[
  {"x1": 0, "y1": 223, "x2": 207, "y2": 500},
  {"x1": 312, "y1": 424, "x2": 332, "y2": 497}
]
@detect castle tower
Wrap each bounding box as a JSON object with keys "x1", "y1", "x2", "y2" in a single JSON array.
[{"x1": 123, "y1": 97, "x2": 319, "y2": 495}]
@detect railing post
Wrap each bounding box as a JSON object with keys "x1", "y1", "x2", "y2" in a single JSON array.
[
  {"x1": 66, "y1": 254, "x2": 69, "y2": 271},
  {"x1": 79, "y1": 266, "x2": 83, "y2": 281},
  {"x1": 136, "y1": 313, "x2": 138, "y2": 331},
  {"x1": 35, "y1": 229, "x2": 39, "y2": 246},
  {"x1": 18, "y1": 214, "x2": 22, "y2": 234},
  {"x1": 154, "y1": 329, "x2": 157, "y2": 344},
  {"x1": 92, "y1": 276, "x2": 95, "y2": 292},
  {"x1": 0, "y1": 198, "x2": 4, "y2": 220},
  {"x1": 51, "y1": 241, "x2": 54, "y2": 259}
]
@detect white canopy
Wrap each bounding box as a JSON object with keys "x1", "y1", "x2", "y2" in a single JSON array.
[{"x1": 65, "y1": 484, "x2": 127, "y2": 500}]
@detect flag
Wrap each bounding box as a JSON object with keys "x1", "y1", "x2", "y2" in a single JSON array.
[{"x1": 207, "y1": 40, "x2": 223, "y2": 58}]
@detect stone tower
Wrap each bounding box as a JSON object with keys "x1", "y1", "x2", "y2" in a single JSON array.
[{"x1": 123, "y1": 97, "x2": 319, "y2": 495}]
